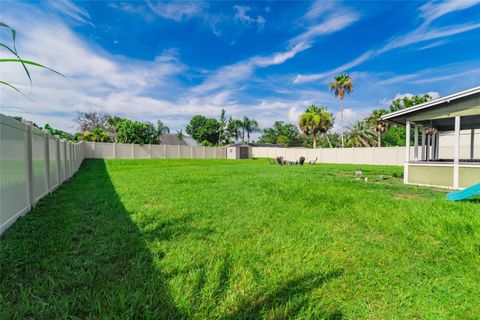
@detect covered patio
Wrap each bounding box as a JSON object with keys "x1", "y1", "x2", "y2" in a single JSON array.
[{"x1": 382, "y1": 86, "x2": 480, "y2": 189}]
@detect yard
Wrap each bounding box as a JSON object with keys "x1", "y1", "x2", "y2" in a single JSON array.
[{"x1": 1, "y1": 159, "x2": 479, "y2": 319}]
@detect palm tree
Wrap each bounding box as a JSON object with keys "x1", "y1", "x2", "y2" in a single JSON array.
[
  {"x1": 156, "y1": 120, "x2": 170, "y2": 143},
  {"x1": 177, "y1": 129, "x2": 184, "y2": 142},
  {"x1": 298, "y1": 105, "x2": 333, "y2": 149},
  {"x1": 366, "y1": 109, "x2": 390, "y2": 147},
  {"x1": 242, "y1": 116, "x2": 260, "y2": 143},
  {"x1": 227, "y1": 117, "x2": 242, "y2": 143},
  {"x1": 329, "y1": 73, "x2": 353, "y2": 148},
  {"x1": 347, "y1": 121, "x2": 376, "y2": 147},
  {"x1": 106, "y1": 116, "x2": 125, "y2": 142}
]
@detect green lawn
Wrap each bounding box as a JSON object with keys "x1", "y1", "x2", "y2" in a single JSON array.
[{"x1": 1, "y1": 159, "x2": 479, "y2": 319}]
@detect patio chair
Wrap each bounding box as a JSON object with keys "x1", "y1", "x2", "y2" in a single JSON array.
[
  {"x1": 297, "y1": 156, "x2": 305, "y2": 165},
  {"x1": 276, "y1": 156, "x2": 286, "y2": 165},
  {"x1": 308, "y1": 157, "x2": 318, "y2": 165},
  {"x1": 267, "y1": 158, "x2": 276, "y2": 165}
]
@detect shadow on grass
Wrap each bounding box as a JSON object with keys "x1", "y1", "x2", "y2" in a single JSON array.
[
  {"x1": 0, "y1": 159, "x2": 184, "y2": 319},
  {"x1": 222, "y1": 271, "x2": 344, "y2": 320}
]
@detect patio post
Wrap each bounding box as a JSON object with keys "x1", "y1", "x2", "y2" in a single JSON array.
[
  {"x1": 414, "y1": 124, "x2": 419, "y2": 161},
  {"x1": 435, "y1": 132, "x2": 440, "y2": 159},
  {"x1": 453, "y1": 116, "x2": 461, "y2": 189},
  {"x1": 404, "y1": 120, "x2": 411, "y2": 184},
  {"x1": 421, "y1": 127, "x2": 426, "y2": 160},
  {"x1": 431, "y1": 132, "x2": 436, "y2": 160},
  {"x1": 471, "y1": 129, "x2": 475, "y2": 160}
]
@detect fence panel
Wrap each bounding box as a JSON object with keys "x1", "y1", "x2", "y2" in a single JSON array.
[
  {"x1": 115, "y1": 143, "x2": 132, "y2": 159},
  {"x1": 135, "y1": 144, "x2": 150, "y2": 159},
  {"x1": 151, "y1": 144, "x2": 166, "y2": 158},
  {"x1": 49, "y1": 136, "x2": 59, "y2": 188},
  {"x1": 31, "y1": 127, "x2": 48, "y2": 202},
  {"x1": 0, "y1": 115, "x2": 30, "y2": 234},
  {"x1": 0, "y1": 114, "x2": 85, "y2": 235}
]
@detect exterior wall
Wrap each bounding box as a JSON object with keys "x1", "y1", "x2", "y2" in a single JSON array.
[
  {"x1": 407, "y1": 165, "x2": 454, "y2": 188},
  {"x1": 84, "y1": 142, "x2": 226, "y2": 159},
  {"x1": 459, "y1": 166, "x2": 480, "y2": 188},
  {"x1": 0, "y1": 113, "x2": 85, "y2": 235}
]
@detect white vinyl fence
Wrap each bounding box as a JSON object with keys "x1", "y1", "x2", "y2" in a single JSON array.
[
  {"x1": 0, "y1": 114, "x2": 85, "y2": 235},
  {"x1": 83, "y1": 142, "x2": 227, "y2": 159},
  {"x1": 252, "y1": 146, "x2": 407, "y2": 166}
]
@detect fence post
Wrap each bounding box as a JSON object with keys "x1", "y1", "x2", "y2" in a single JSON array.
[
  {"x1": 178, "y1": 145, "x2": 181, "y2": 158},
  {"x1": 44, "y1": 133, "x2": 51, "y2": 192},
  {"x1": 56, "y1": 138, "x2": 61, "y2": 183},
  {"x1": 131, "y1": 143, "x2": 135, "y2": 159},
  {"x1": 24, "y1": 121, "x2": 34, "y2": 208},
  {"x1": 113, "y1": 142, "x2": 116, "y2": 159},
  {"x1": 214, "y1": 147, "x2": 217, "y2": 159},
  {"x1": 93, "y1": 141, "x2": 96, "y2": 158},
  {"x1": 64, "y1": 140, "x2": 68, "y2": 180},
  {"x1": 203, "y1": 146, "x2": 206, "y2": 159},
  {"x1": 191, "y1": 146, "x2": 194, "y2": 158}
]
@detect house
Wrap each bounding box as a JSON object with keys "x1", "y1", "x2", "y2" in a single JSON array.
[
  {"x1": 159, "y1": 133, "x2": 198, "y2": 147},
  {"x1": 381, "y1": 86, "x2": 480, "y2": 189}
]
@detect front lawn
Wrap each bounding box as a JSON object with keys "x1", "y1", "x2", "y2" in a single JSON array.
[{"x1": 1, "y1": 159, "x2": 479, "y2": 319}]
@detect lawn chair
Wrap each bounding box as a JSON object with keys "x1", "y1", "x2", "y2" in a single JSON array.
[
  {"x1": 276, "y1": 156, "x2": 286, "y2": 165},
  {"x1": 308, "y1": 157, "x2": 318, "y2": 165},
  {"x1": 267, "y1": 158, "x2": 276, "y2": 165},
  {"x1": 297, "y1": 156, "x2": 305, "y2": 165}
]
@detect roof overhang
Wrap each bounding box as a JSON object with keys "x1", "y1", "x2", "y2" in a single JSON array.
[{"x1": 381, "y1": 86, "x2": 480, "y2": 128}]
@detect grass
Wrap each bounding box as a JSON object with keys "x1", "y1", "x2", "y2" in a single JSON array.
[{"x1": 1, "y1": 159, "x2": 479, "y2": 319}]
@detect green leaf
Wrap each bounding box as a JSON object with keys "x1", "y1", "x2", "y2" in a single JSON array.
[
  {"x1": 0, "y1": 80, "x2": 23, "y2": 94},
  {"x1": 0, "y1": 58, "x2": 67, "y2": 79},
  {"x1": 0, "y1": 43, "x2": 33, "y2": 85}
]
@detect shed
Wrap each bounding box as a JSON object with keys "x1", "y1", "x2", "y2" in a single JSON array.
[
  {"x1": 381, "y1": 86, "x2": 480, "y2": 189},
  {"x1": 226, "y1": 143, "x2": 252, "y2": 159}
]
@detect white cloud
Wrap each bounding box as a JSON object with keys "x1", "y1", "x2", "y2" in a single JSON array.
[
  {"x1": 289, "y1": 11, "x2": 359, "y2": 46},
  {"x1": 145, "y1": 1, "x2": 206, "y2": 22},
  {"x1": 294, "y1": 0, "x2": 480, "y2": 84},
  {"x1": 233, "y1": 5, "x2": 265, "y2": 29},
  {"x1": 47, "y1": 0, "x2": 94, "y2": 27}
]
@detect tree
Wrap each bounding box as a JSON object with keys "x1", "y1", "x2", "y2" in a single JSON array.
[
  {"x1": 43, "y1": 124, "x2": 79, "y2": 142},
  {"x1": 329, "y1": 73, "x2": 353, "y2": 148},
  {"x1": 390, "y1": 94, "x2": 432, "y2": 112},
  {"x1": 115, "y1": 120, "x2": 158, "y2": 144},
  {"x1": 75, "y1": 111, "x2": 110, "y2": 132},
  {"x1": 81, "y1": 127, "x2": 111, "y2": 142},
  {"x1": 257, "y1": 121, "x2": 301, "y2": 146},
  {"x1": 241, "y1": 116, "x2": 260, "y2": 143},
  {"x1": 186, "y1": 115, "x2": 220, "y2": 145},
  {"x1": 218, "y1": 109, "x2": 228, "y2": 145},
  {"x1": 156, "y1": 120, "x2": 170, "y2": 143},
  {"x1": 366, "y1": 109, "x2": 390, "y2": 147},
  {"x1": 346, "y1": 121, "x2": 376, "y2": 147},
  {"x1": 226, "y1": 117, "x2": 243, "y2": 143},
  {"x1": 106, "y1": 116, "x2": 126, "y2": 142},
  {"x1": 298, "y1": 105, "x2": 334, "y2": 149},
  {"x1": 177, "y1": 129, "x2": 184, "y2": 142}
]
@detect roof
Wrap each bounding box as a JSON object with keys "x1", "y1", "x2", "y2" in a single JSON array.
[
  {"x1": 160, "y1": 133, "x2": 198, "y2": 146},
  {"x1": 381, "y1": 86, "x2": 480, "y2": 126}
]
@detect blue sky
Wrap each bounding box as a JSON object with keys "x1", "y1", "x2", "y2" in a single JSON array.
[{"x1": 1, "y1": 0, "x2": 480, "y2": 133}]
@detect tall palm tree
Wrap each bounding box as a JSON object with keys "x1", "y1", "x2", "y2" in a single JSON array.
[
  {"x1": 366, "y1": 109, "x2": 390, "y2": 147},
  {"x1": 298, "y1": 105, "x2": 333, "y2": 149},
  {"x1": 347, "y1": 121, "x2": 376, "y2": 147},
  {"x1": 329, "y1": 73, "x2": 353, "y2": 148},
  {"x1": 242, "y1": 116, "x2": 260, "y2": 143}
]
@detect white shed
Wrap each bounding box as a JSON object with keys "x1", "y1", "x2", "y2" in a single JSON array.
[{"x1": 226, "y1": 143, "x2": 252, "y2": 159}]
